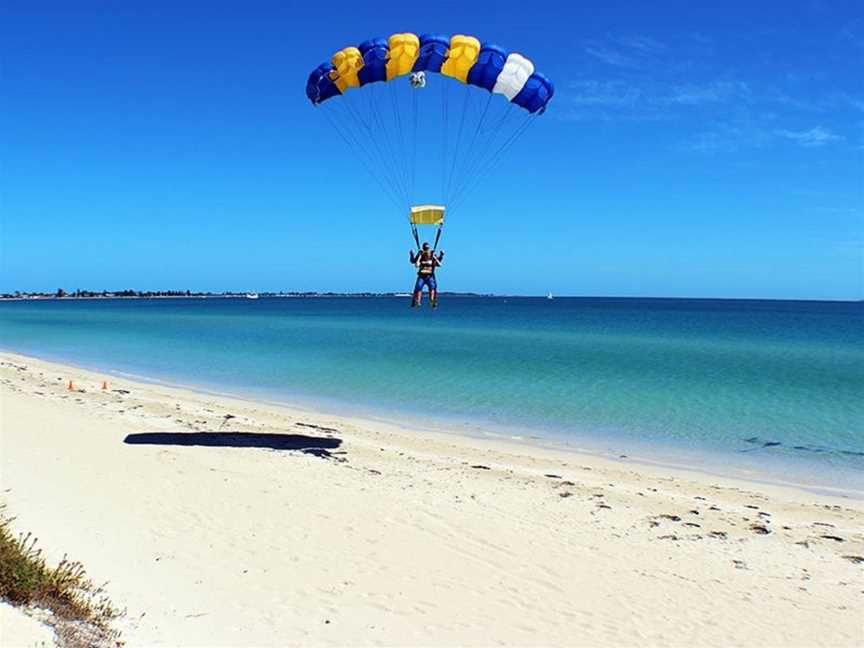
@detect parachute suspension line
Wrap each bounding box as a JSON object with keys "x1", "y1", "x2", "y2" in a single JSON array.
[
  {"x1": 342, "y1": 93, "x2": 371, "y2": 130},
  {"x1": 390, "y1": 83, "x2": 412, "y2": 205},
  {"x1": 406, "y1": 85, "x2": 421, "y2": 249},
  {"x1": 385, "y1": 83, "x2": 402, "y2": 191},
  {"x1": 327, "y1": 106, "x2": 404, "y2": 212},
  {"x1": 336, "y1": 97, "x2": 393, "y2": 194},
  {"x1": 362, "y1": 86, "x2": 391, "y2": 176},
  {"x1": 318, "y1": 104, "x2": 402, "y2": 211},
  {"x1": 410, "y1": 87, "x2": 419, "y2": 205},
  {"x1": 465, "y1": 93, "x2": 494, "y2": 160},
  {"x1": 369, "y1": 85, "x2": 409, "y2": 204},
  {"x1": 451, "y1": 114, "x2": 537, "y2": 213},
  {"x1": 388, "y1": 81, "x2": 411, "y2": 206},
  {"x1": 336, "y1": 97, "x2": 407, "y2": 208},
  {"x1": 357, "y1": 85, "x2": 410, "y2": 207},
  {"x1": 440, "y1": 78, "x2": 450, "y2": 204},
  {"x1": 341, "y1": 94, "x2": 410, "y2": 210},
  {"x1": 339, "y1": 95, "x2": 405, "y2": 199},
  {"x1": 486, "y1": 100, "x2": 519, "y2": 138},
  {"x1": 469, "y1": 102, "x2": 516, "y2": 169},
  {"x1": 449, "y1": 92, "x2": 493, "y2": 200},
  {"x1": 367, "y1": 84, "x2": 408, "y2": 206},
  {"x1": 444, "y1": 85, "x2": 472, "y2": 205},
  {"x1": 453, "y1": 114, "x2": 535, "y2": 211},
  {"x1": 352, "y1": 86, "x2": 393, "y2": 204},
  {"x1": 399, "y1": 81, "x2": 415, "y2": 206},
  {"x1": 448, "y1": 101, "x2": 521, "y2": 216}
]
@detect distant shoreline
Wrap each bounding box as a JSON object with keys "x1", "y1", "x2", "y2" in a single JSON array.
[
  {"x1": 1, "y1": 293, "x2": 861, "y2": 303},
  {"x1": 0, "y1": 292, "x2": 493, "y2": 301}
]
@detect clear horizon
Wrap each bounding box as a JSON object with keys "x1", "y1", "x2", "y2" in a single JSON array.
[
  {"x1": 2, "y1": 288, "x2": 862, "y2": 303},
  {"x1": 2, "y1": 1, "x2": 862, "y2": 300}
]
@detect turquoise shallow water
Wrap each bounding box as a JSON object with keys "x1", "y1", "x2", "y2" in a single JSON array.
[{"x1": 1, "y1": 297, "x2": 862, "y2": 489}]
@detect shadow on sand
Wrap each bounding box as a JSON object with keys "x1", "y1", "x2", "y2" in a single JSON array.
[{"x1": 123, "y1": 432, "x2": 343, "y2": 460}]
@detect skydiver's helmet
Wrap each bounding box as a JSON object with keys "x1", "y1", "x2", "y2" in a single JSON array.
[{"x1": 410, "y1": 71, "x2": 426, "y2": 89}]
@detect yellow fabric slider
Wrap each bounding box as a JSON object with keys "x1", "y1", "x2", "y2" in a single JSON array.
[
  {"x1": 409, "y1": 205, "x2": 446, "y2": 225},
  {"x1": 440, "y1": 35, "x2": 480, "y2": 83},
  {"x1": 386, "y1": 33, "x2": 420, "y2": 80},
  {"x1": 330, "y1": 47, "x2": 364, "y2": 92}
]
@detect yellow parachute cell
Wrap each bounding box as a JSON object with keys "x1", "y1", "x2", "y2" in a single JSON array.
[
  {"x1": 330, "y1": 47, "x2": 364, "y2": 92},
  {"x1": 409, "y1": 205, "x2": 446, "y2": 225},
  {"x1": 386, "y1": 33, "x2": 420, "y2": 80},
  {"x1": 440, "y1": 35, "x2": 480, "y2": 83}
]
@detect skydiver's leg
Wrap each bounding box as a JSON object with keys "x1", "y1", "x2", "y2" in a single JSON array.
[
  {"x1": 412, "y1": 276, "x2": 423, "y2": 307},
  {"x1": 429, "y1": 276, "x2": 438, "y2": 308}
]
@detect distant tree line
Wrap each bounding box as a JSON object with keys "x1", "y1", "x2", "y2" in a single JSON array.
[
  {"x1": 1, "y1": 289, "x2": 200, "y2": 299},
  {"x1": 1, "y1": 289, "x2": 492, "y2": 299}
]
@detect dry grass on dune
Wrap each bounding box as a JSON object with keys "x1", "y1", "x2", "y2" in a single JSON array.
[{"x1": 0, "y1": 503, "x2": 124, "y2": 647}]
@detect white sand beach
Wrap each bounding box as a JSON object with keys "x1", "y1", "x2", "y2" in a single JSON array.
[
  {"x1": 1, "y1": 601, "x2": 55, "y2": 647},
  {"x1": 1, "y1": 351, "x2": 862, "y2": 646}
]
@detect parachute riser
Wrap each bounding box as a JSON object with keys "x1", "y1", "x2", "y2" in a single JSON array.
[
  {"x1": 410, "y1": 223, "x2": 421, "y2": 250},
  {"x1": 409, "y1": 223, "x2": 443, "y2": 257}
]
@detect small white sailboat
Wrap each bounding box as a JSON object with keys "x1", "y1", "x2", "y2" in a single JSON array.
[
  {"x1": 547, "y1": 292, "x2": 554, "y2": 300},
  {"x1": 246, "y1": 292, "x2": 259, "y2": 300}
]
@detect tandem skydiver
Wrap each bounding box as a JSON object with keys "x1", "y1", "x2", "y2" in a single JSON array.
[{"x1": 409, "y1": 242, "x2": 444, "y2": 308}]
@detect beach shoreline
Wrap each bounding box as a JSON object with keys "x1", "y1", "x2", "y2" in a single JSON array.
[
  {"x1": 1, "y1": 345, "x2": 861, "y2": 501},
  {"x1": 1, "y1": 350, "x2": 863, "y2": 646}
]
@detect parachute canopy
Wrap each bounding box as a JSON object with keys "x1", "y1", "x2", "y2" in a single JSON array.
[
  {"x1": 306, "y1": 32, "x2": 553, "y2": 247},
  {"x1": 306, "y1": 33, "x2": 554, "y2": 115}
]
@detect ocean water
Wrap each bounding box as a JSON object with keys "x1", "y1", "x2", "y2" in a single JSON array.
[{"x1": 1, "y1": 297, "x2": 862, "y2": 490}]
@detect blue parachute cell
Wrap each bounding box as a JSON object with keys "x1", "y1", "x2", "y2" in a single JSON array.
[
  {"x1": 511, "y1": 72, "x2": 555, "y2": 114},
  {"x1": 357, "y1": 38, "x2": 389, "y2": 86},
  {"x1": 466, "y1": 43, "x2": 508, "y2": 92},
  {"x1": 413, "y1": 34, "x2": 449, "y2": 73},
  {"x1": 306, "y1": 62, "x2": 341, "y2": 105}
]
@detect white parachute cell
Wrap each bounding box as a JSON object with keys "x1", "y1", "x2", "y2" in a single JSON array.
[{"x1": 492, "y1": 53, "x2": 534, "y2": 101}]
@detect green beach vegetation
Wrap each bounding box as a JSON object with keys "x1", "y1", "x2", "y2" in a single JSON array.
[{"x1": 0, "y1": 504, "x2": 124, "y2": 646}]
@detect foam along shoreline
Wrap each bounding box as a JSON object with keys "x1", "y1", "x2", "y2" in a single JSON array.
[{"x1": 1, "y1": 350, "x2": 863, "y2": 646}]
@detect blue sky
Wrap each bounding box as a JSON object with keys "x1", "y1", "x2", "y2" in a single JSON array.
[{"x1": 1, "y1": 0, "x2": 862, "y2": 299}]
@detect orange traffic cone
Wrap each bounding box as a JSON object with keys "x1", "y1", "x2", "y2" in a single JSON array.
[
  {"x1": 101, "y1": 381, "x2": 108, "y2": 390},
  {"x1": 67, "y1": 380, "x2": 74, "y2": 391}
]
